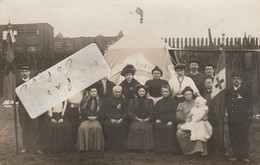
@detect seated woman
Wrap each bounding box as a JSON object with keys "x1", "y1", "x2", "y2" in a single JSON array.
[
  {"x1": 102, "y1": 86, "x2": 128, "y2": 151},
  {"x1": 77, "y1": 86, "x2": 104, "y2": 152},
  {"x1": 66, "y1": 91, "x2": 84, "y2": 146},
  {"x1": 154, "y1": 84, "x2": 178, "y2": 153},
  {"x1": 176, "y1": 87, "x2": 208, "y2": 156},
  {"x1": 127, "y1": 85, "x2": 154, "y2": 151},
  {"x1": 119, "y1": 64, "x2": 140, "y2": 102},
  {"x1": 45, "y1": 100, "x2": 72, "y2": 153},
  {"x1": 180, "y1": 97, "x2": 213, "y2": 142},
  {"x1": 145, "y1": 66, "x2": 169, "y2": 105}
]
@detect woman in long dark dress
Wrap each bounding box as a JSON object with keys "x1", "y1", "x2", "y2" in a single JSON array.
[
  {"x1": 119, "y1": 64, "x2": 140, "y2": 102},
  {"x1": 145, "y1": 66, "x2": 169, "y2": 105},
  {"x1": 127, "y1": 85, "x2": 154, "y2": 151},
  {"x1": 77, "y1": 87, "x2": 104, "y2": 151},
  {"x1": 154, "y1": 84, "x2": 178, "y2": 153},
  {"x1": 102, "y1": 86, "x2": 128, "y2": 151},
  {"x1": 176, "y1": 87, "x2": 207, "y2": 156},
  {"x1": 45, "y1": 100, "x2": 72, "y2": 153},
  {"x1": 66, "y1": 91, "x2": 83, "y2": 146}
]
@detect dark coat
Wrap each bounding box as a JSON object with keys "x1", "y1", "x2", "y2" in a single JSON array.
[
  {"x1": 95, "y1": 80, "x2": 115, "y2": 99},
  {"x1": 128, "y1": 98, "x2": 154, "y2": 120},
  {"x1": 102, "y1": 96, "x2": 128, "y2": 120},
  {"x1": 226, "y1": 86, "x2": 253, "y2": 123},
  {"x1": 154, "y1": 96, "x2": 178, "y2": 124},
  {"x1": 119, "y1": 78, "x2": 140, "y2": 100},
  {"x1": 145, "y1": 79, "x2": 169, "y2": 98}
]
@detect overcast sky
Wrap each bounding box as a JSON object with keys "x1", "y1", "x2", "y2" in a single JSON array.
[{"x1": 0, "y1": 0, "x2": 259, "y2": 38}]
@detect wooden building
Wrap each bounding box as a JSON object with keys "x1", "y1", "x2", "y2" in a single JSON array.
[{"x1": 0, "y1": 23, "x2": 54, "y2": 69}]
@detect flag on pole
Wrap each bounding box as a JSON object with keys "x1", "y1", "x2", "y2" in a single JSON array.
[
  {"x1": 2, "y1": 24, "x2": 16, "y2": 107},
  {"x1": 135, "y1": 7, "x2": 143, "y2": 23},
  {"x1": 210, "y1": 43, "x2": 226, "y2": 149},
  {"x1": 135, "y1": 7, "x2": 143, "y2": 18}
]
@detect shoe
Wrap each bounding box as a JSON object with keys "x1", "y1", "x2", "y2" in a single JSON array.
[
  {"x1": 21, "y1": 149, "x2": 27, "y2": 154},
  {"x1": 36, "y1": 149, "x2": 44, "y2": 155},
  {"x1": 242, "y1": 158, "x2": 250, "y2": 163},
  {"x1": 228, "y1": 157, "x2": 237, "y2": 162}
]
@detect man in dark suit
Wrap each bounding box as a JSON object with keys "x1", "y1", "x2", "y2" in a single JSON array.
[
  {"x1": 186, "y1": 60, "x2": 205, "y2": 94},
  {"x1": 16, "y1": 65, "x2": 43, "y2": 154},
  {"x1": 96, "y1": 77, "x2": 115, "y2": 100},
  {"x1": 226, "y1": 72, "x2": 253, "y2": 163}
]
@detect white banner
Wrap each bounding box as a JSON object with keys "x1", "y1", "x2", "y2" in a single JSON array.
[{"x1": 15, "y1": 43, "x2": 110, "y2": 119}]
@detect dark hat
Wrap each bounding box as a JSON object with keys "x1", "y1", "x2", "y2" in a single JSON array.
[
  {"x1": 181, "y1": 86, "x2": 194, "y2": 95},
  {"x1": 152, "y1": 66, "x2": 163, "y2": 76},
  {"x1": 174, "y1": 63, "x2": 186, "y2": 70},
  {"x1": 121, "y1": 64, "x2": 136, "y2": 76},
  {"x1": 231, "y1": 72, "x2": 243, "y2": 78},
  {"x1": 20, "y1": 65, "x2": 31, "y2": 70},
  {"x1": 189, "y1": 60, "x2": 200, "y2": 65},
  {"x1": 134, "y1": 84, "x2": 148, "y2": 95}
]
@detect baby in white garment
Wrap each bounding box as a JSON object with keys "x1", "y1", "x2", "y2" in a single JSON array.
[{"x1": 180, "y1": 97, "x2": 213, "y2": 142}]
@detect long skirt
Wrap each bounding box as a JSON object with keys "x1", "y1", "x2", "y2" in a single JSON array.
[
  {"x1": 66, "y1": 107, "x2": 80, "y2": 145},
  {"x1": 102, "y1": 120, "x2": 128, "y2": 151},
  {"x1": 127, "y1": 121, "x2": 153, "y2": 151},
  {"x1": 154, "y1": 124, "x2": 178, "y2": 153},
  {"x1": 77, "y1": 120, "x2": 105, "y2": 151},
  {"x1": 45, "y1": 120, "x2": 72, "y2": 153},
  {"x1": 177, "y1": 128, "x2": 207, "y2": 156}
]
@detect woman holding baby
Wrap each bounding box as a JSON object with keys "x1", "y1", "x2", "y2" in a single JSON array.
[{"x1": 176, "y1": 86, "x2": 212, "y2": 156}]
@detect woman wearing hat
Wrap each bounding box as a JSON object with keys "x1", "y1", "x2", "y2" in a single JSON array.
[
  {"x1": 127, "y1": 85, "x2": 154, "y2": 151},
  {"x1": 119, "y1": 64, "x2": 140, "y2": 102},
  {"x1": 169, "y1": 63, "x2": 200, "y2": 103},
  {"x1": 77, "y1": 86, "x2": 105, "y2": 152},
  {"x1": 176, "y1": 87, "x2": 208, "y2": 156},
  {"x1": 145, "y1": 66, "x2": 169, "y2": 105}
]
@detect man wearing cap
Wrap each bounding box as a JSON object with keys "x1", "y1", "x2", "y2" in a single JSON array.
[
  {"x1": 226, "y1": 72, "x2": 253, "y2": 163},
  {"x1": 16, "y1": 65, "x2": 43, "y2": 154},
  {"x1": 168, "y1": 63, "x2": 200, "y2": 103},
  {"x1": 186, "y1": 61, "x2": 205, "y2": 94}
]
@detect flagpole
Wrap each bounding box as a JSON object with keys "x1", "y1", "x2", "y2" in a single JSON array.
[{"x1": 8, "y1": 22, "x2": 19, "y2": 155}]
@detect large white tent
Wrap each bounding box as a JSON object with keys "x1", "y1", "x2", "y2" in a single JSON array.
[{"x1": 104, "y1": 25, "x2": 175, "y2": 85}]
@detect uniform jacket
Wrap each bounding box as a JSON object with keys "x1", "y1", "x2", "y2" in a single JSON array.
[{"x1": 226, "y1": 85, "x2": 253, "y2": 123}]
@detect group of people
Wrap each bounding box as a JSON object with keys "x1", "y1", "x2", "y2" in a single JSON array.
[{"x1": 16, "y1": 61, "x2": 253, "y2": 163}]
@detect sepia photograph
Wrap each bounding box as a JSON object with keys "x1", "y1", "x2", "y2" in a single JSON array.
[{"x1": 0, "y1": 0, "x2": 259, "y2": 164}]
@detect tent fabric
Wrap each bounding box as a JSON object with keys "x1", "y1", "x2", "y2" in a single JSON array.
[{"x1": 104, "y1": 26, "x2": 174, "y2": 85}]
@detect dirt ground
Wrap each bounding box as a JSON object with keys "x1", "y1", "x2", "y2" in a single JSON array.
[{"x1": 0, "y1": 97, "x2": 259, "y2": 165}]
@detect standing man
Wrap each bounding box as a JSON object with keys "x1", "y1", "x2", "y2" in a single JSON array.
[
  {"x1": 16, "y1": 65, "x2": 43, "y2": 154},
  {"x1": 168, "y1": 63, "x2": 200, "y2": 103},
  {"x1": 186, "y1": 61, "x2": 205, "y2": 94},
  {"x1": 226, "y1": 72, "x2": 253, "y2": 163},
  {"x1": 204, "y1": 64, "x2": 215, "y2": 78}
]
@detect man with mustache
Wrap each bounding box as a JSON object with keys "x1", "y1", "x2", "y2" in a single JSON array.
[
  {"x1": 186, "y1": 61, "x2": 205, "y2": 94},
  {"x1": 226, "y1": 72, "x2": 253, "y2": 163}
]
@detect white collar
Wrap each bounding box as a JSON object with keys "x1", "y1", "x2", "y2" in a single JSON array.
[
  {"x1": 234, "y1": 85, "x2": 241, "y2": 91},
  {"x1": 190, "y1": 71, "x2": 198, "y2": 75},
  {"x1": 22, "y1": 77, "x2": 30, "y2": 82}
]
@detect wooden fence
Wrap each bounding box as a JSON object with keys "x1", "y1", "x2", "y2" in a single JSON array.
[
  {"x1": 163, "y1": 36, "x2": 259, "y2": 49},
  {"x1": 164, "y1": 36, "x2": 260, "y2": 115}
]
